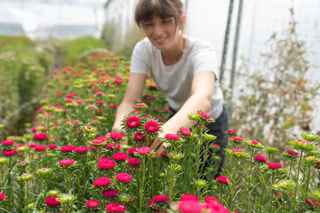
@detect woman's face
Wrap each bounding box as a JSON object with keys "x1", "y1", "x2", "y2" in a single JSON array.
[{"x1": 142, "y1": 15, "x2": 182, "y2": 51}]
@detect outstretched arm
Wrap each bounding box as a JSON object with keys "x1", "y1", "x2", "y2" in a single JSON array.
[
  {"x1": 112, "y1": 73, "x2": 147, "y2": 135},
  {"x1": 150, "y1": 71, "x2": 216, "y2": 156}
]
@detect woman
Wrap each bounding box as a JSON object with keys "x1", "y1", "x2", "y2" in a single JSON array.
[{"x1": 112, "y1": 0, "x2": 229, "y2": 176}]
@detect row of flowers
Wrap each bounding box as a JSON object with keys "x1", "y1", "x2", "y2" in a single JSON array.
[{"x1": 1, "y1": 51, "x2": 320, "y2": 213}]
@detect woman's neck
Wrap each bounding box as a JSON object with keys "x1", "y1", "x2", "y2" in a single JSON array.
[{"x1": 161, "y1": 35, "x2": 186, "y2": 65}]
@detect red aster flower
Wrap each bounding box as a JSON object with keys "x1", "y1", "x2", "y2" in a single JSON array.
[
  {"x1": 126, "y1": 115, "x2": 141, "y2": 128},
  {"x1": 200, "y1": 111, "x2": 211, "y2": 119},
  {"x1": 74, "y1": 146, "x2": 88, "y2": 153},
  {"x1": 179, "y1": 128, "x2": 191, "y2": 136},
  {"x1": 267, "y1": 162, "x2": 283, "y2": 169},
  {"x1": 86, "y1": 199, "x2": 100, "y2": 208},
  {"x1": 2, "y1": 149, "x2": 17, "y2": 156},
  {"x1": 127, "y1": 147, "x2": 137, "y2": 155},
  {"x1": 287, "y1": 150, "x2": 299, "y2": 156},
  {"x1": 107, "y1": 142, "x2": 121, "y2": 150},
  {"x1": 133, "y1": 132, "x2": 146, "y2": 141},
  {"x1": 106, "y1": 202, "x2": 126, "y2": 212},
  {"x1": 144, "y1": 120, "x2": 160, "y2": 133},
  {"x1": 216, "y1": 176, "x2": 231, "y2": 184},
  {"x1": 204, "y1": 196, "x2": 219, "y2": 204},
  {"x1": 60, "y1": 145, "x2": 76, "y2": 152},
  {"x1": 48, "y1": 144, "x2": 57, "y2": 150},
  {"x1": 115, "y1": 173, "x2": 132, "y2": 183},
  {"x1": 109, "y1": 132, "x2": 123, "y2": 140},
  {"x1": 137, "y1": 147, "x2": 152, "y2": 155},
  {"x1": 251, "y1": 140, "x2": 259, "y2": 145},
  {"x1": 305, "y1": 197, "x2": 319, "y2": 207},
  {"x1": 34, "y1": 145, "x2": 47, "y2": 151},
  {"x1": 113, "y1": 152, "x2": 128, "y2": 161},
  {"x1": 95, "y1": 92, "x2": 104, "y2": 96},
  {"x1": 96, "y1": 101, "x2": 104, "y2": 105},
  {"x1": 97, "y1": 159, "x2": 116, "y2": 170},
  {"x1": 181, "y1": 194, "x2": 199, "y2": 201},
  {"x1": 231, "y1": 137, "x2": 243, "y2": 143},
  {"x1": 28, "y1": 143, "x2": 37, "y2": 148},
  {"x1": 59, "y1": 159, "x2": 75, "y2": 166},
  {"x1": 152, "y1": 195, "x2": 169, "y2": 203},
  {"x1": 0, "y1": 193, "x2": 5, "y2": 201},
  {"x1": 45, "y1": 196, "x2": 61, "y2": 207},
  {"x1": 165, "y1": 133, "x2": 180, "y2": 140},
  {"x1": 103, "y1": 189, "x2": 119, "y2": 198},
  {"x1": 161, "y1": 152, "x2": 169, "y2": 158},
  {"x1": 226, "y1": 129, "x2": 237, "y2": 135},
  {"x1": 128, "y1": 158, "x2": 140, "y2": 166},
  {"x1": 178, "y1": 201, "x2": 203, "y2": 213},
  {"x1": 149, "y1": 85, "x2": 158, "y2": 90},
  {"x1": 232, "y1": 149, "x2": 244, "y2": 153},
  {"x1": 93, "y1": 177, "x2": 112, "y2": 187},
  {"x1": 33, "y1": 133, "x2": 48, "y2": 140},
  {"x1": 1, "y1": 140, "x2": 15, "y2": 146},
  {"x1": 109, "y1": 103, "x2": 117, "y2": 108},
  {"x1": 254, "y1": 155, "x2": 267, "y2": 162}
]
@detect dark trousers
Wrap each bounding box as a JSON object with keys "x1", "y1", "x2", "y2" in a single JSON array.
[{"x1": 169, "y1": 104, "x2": 229, "y2": 178}]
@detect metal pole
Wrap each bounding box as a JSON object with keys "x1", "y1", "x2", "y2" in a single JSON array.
[
  {"x1": 229, "y1": 0, "x2": 244, "y2": 97},
  {"x1": 219, "y1": 0, "x2": 234, "y2": 83}
]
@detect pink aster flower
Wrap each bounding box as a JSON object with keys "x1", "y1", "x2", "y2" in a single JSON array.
[
  {"x1": 165, "y1": 133, "x2": 180, "y2": 140},
  {"x1": 60, "y1": 145, "x2": 76, "y2": 152},
  {"x1": 97, "y1": 159, "x2": 116, "y2": 170},
  {"x1": 33, "y1": 133, "x2": 48, "y2": 140},
  {"x1": 34, "y1": 145, "x2": 47, "y2": 151},
  {"x1": 107, "y1": 142, "x2": 121, "y2": 150},
  {"x1": 2, "y1": 149, "x2": 17, "y2": 156},
  {"x1": 200, "y1": 111, "x2": 211, "y2": 119},
  {"x1": 180, "y1": 128, "x2": 191, "y2": 136},
  {"x1": 144, "y1": 120, "x2": 160, "y2": 133},
  {"x1": 251, "y1": 140, "x2": 259, "y2": 145},
  {"x1": 126, "y1": 115, "x2": 141, "y2": 128},
  {"x1": 106, "y1": 202, "x2": 126, "y2": 212},
  {"x1": 287, "y1": 150, "x2": 299, "y2": 156},
  {"x1": 178, "y1": 201, "x2": 203, "y2": 213},
  {"x1": 48, "y1": 144, "x2": 57, "y2": 150},
  {"x1": 109, "y1": 132, "x2": 123, "y2": 140},
  {"x1": 95, "y1": 92, "x2": 104, "y2": 96},
  {"x1": 133, "y1": 132, "x2": 146, "y2": 141},
  {"x1": 152, "y1": 195, "x2": 169, "y2": 203},
  {"x1": 93, "y1": 177, "x2": 112, "y2": 187},
  {"x1": 232, "y1": 149, "x2": 244, "y2": 153},
  {"x1": 267, "y1": 162, "x2": 283, "y2": 169},
  {"x1": 59, "y1": 159, "x2": 75, "y2": 166},
  {"x1": 161, "y1": 152, "x2": 169, "y2": 158},
  {"x1": 305, "y1": 197, "x2": 319, "y2": 207},
  {"x1": 254, "y1": 155, "x2": 268, "y2": 162},
  {"x1": 1, "y1": 140, "x2": 15, "y2": 146},
  {"x1": 216, "y1": 176, "x2": 231, "y2": 184},
  {"x1": 128, "y1": 157, "x2": 140, "y2": 166},
  {"x1": 115, "y1": 173, "x2": 132, "y2": 183},
  {"x1": 113, "y1": 152, "x2": 128, "y2": 161},
  {"x1": 137, "y1": 147, "x2": 152, "y2": 155},
  {"x1": 204, "y1": 196, "x2": 219, "y2": 204},
  {"x1": 231, "y1": 136, "x2": 243, "y2": 143},
  {"x1": 103, "y1": 189, "x2": 119, "y2": 198},
  {"x1": 180, "y1": 194, "x2": 199, "y2": 201},
  {"x1": 226, "y1": 129, "x2": 237, "y2": 135},
  {"x1": 86, "y1": 199, "x2": 100, "y2": 208},
  {"x1": 74, "y1": 146, "x2": 88, "y2": 153},
  {"x1": 0, "y1": 193, "x2": 5, "y2": 201},
  {"x1": 127, "y1": 147, "x2": 137, "y2": 155},
  {"x1": 45, "y1": 196, "x2": 61, "y2": 207}
]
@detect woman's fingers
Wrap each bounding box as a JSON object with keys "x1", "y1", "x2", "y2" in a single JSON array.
[{"x1": 150, "y1": 137, "x2": 163, "y2": 150}]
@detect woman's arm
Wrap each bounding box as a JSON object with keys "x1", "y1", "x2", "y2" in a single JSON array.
[
  {"x1": 112, "y1": 73, "x2": 147, "y2": 135},
  {"x1": 150, "y1": 71, "x2": 216, "y2": 156}
]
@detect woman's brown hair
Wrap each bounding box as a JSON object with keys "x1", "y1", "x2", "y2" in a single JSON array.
[{"x1": 135, "y1": 0, "x2": 184, "y2": 28}]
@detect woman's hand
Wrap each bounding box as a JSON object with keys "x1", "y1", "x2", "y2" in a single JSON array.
[
  {"x1": 111, "y1": 124, "x2": 126, "y2": 136},
  {"x1": 149, "y1": 137, "x2": 171, "y2": 158}
]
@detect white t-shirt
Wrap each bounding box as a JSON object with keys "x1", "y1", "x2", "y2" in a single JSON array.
[{"x1": 130, "y1": 36, "x2": 224, "y2": 119}]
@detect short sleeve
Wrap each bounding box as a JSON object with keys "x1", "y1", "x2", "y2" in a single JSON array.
[
  {"x1": 130, "y1": 39, "x2": 150, "y2": 75},
  {"x1": 191, "y1": 41, "x2": 219, "y2": 81}
]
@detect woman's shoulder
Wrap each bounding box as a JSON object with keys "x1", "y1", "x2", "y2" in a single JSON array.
[{"x1": 134, "y1": 37, "x2": 156, "y2": 53}]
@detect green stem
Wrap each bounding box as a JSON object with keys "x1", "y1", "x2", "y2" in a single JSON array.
[
  {"x1": 304, "y1": 165, "x2": 311, "y2": 198},
  {"x1": 246, "y1": 159, "x2": 253, "y2": 213},
  {"x1": 139, "y1": 156, "x2": 146, "y2": 213},
  {"x1": 293, "y1": 153, "x2": 303, "y2": 211},
  {"x1": 268, "y1": 173, "x2": 274, "y2": 213}
]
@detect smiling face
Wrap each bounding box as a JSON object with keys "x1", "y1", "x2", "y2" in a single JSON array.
[{"x1": 142, "y1": 15, "x2": 184, "y2": 51}]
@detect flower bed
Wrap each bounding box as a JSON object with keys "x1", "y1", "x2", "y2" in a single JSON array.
[{"x1": 0, "y1": 51, "x2": 320, "y2": 213}]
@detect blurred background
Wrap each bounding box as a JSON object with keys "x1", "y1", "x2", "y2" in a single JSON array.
[{"x1": 0, "y1": 0, "x2": 319, "y2": 147}]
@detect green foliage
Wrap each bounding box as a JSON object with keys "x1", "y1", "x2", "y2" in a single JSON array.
[{"x1": 229, "y1": 9, "x2": 320, "y2": 149}]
